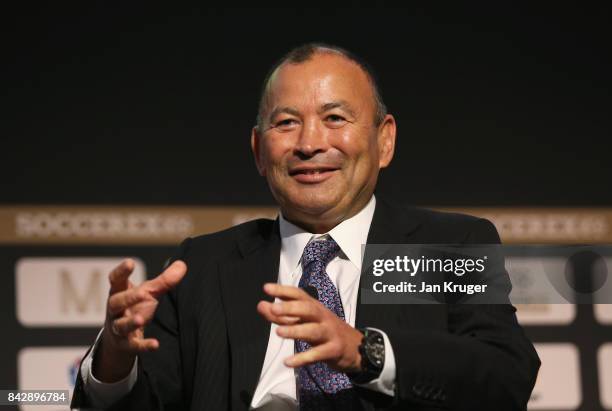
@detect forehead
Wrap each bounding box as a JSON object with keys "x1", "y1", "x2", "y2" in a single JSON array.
[{"x1": 265, "y1": 53, "x2": 375, "y2": 111}]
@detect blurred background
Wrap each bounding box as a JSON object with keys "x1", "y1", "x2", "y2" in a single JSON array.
[{"x1": 1, "y1": 4, "x2": 611, "y2": 410}]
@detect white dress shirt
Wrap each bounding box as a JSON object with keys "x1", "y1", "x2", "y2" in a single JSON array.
[{"x1": 80, "y1": 195, "x2": 396, "y2": 410}]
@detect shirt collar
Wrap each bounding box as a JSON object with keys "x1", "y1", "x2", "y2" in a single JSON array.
[{"x1": 278, "y1": 195, "x2": 376, "y2": 274}]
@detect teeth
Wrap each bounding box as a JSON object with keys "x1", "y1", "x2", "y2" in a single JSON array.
[
  {"x1": 293, "y1": 169, "x2": 335, "y2": 175},
  {"x1": 296, "y1": 170, "x2": 322, "y2": 174}
]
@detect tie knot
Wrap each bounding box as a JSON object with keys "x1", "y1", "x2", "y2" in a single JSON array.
[{"x1": 301, "y1": 237, "x2": 340, "y2": 269}]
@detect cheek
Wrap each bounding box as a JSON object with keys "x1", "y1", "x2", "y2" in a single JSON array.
[
  {"x1": 334, "y1": 129, "x2": 379, "y2": 169},
  {"x1": 336, "y1": 129, "x2": 358, "y2": 149},
  {"x1": 261, "y1": 136, "x2": 291, "y2": 169}
]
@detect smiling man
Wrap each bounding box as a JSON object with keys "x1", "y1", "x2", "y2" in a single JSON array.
[
  {"x1": 251, "y1": 47, "x2": 394, "y2": 235},
  {"x1": 71, "y1": 43, "x2": 540, "y2": 411}
]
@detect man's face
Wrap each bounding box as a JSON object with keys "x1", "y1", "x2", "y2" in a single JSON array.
[{"x1": 251, "y1": 52, "x2": 395, "y2": 231}]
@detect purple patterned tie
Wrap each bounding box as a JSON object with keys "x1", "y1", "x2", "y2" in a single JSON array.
[{"x1": 296, "y1": 237, "x2": 359, "y2": 410}]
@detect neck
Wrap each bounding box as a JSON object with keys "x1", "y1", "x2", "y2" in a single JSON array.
[{"x1": 282, "y1": 217, "x2": 338, "y2": 234}]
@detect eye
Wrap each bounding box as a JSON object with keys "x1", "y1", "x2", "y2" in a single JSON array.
[
  {"x1": 272, "y1": 118, "x2": 300, "y2": 132},
  {"x1": 324, "y1": 114, "x2": 348, "y2": 128},
  {"x1": 278, "y1": 119, "x2": 296, "y2": 126}
]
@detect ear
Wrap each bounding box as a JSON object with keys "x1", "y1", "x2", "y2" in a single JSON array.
[
  {"x1": 377, "y1": 114, "x2": 396, "y2": 168},
  {"x1": 251, "y1": 126, "x2": 266, "y2": 176}
]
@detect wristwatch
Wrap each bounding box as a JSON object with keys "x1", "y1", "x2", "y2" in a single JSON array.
[{"x1": 347, "y1": 328, "x2": 385, "y2": 384}]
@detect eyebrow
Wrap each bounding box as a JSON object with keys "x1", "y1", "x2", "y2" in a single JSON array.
[
  {"x1": 268, "y1": 106, "x2": 301, "y2": 123},
  {"x1": 268, "y1": 100, "x2": 357, "y2": 123},
  {"x1": 318, "y1": 100, "x2": 357, "y2": 118}
]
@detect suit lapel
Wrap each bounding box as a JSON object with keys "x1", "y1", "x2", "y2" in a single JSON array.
[
  {"x1": 218, "y1": 220, "x2": 281, "y2": 411},
  {"x1": 351, "y1": 200, "x2": 422, "y2": 410},
  {"x1": 356, "y1": 199, "x2": 421, "y2": 328}
]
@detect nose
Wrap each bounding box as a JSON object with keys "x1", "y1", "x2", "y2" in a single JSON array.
[{"x1": 294, "y1": 118, "x2": 329, "y2": 158}]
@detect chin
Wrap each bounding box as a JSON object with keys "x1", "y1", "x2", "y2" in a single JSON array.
[{"x1": 282, "y1": 191, "x2": 342, "y2": 218}]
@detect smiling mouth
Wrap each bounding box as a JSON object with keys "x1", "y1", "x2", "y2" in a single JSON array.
[
  {"x1": 289, "y1": 167, "x2": 339, "y2": 183},
  {"x1": 289, "y1": 168, "x2": 337, "y2": 176}
]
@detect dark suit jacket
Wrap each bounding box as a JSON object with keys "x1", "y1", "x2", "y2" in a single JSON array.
[{"x1": 71, "y1": 198, "x2": 540, "y2": 410}]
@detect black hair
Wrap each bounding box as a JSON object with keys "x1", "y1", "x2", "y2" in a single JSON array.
[{"x1": 256, "y1": 42, "x2": 387, "y2": 130}]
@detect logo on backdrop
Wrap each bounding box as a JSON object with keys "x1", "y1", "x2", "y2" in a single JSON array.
[
  {"x1": 528, "y1": 344, "x2": 581, "y2": 410},
  {"x1": 599, "y1": 344, "x2": 612, "y2": 409},
  {"x1": 16, "y1": 257, "x2": 146, "y2": 327},
  {"x1": 18, "y1": 347, "x2": 89, "y2": 411}
]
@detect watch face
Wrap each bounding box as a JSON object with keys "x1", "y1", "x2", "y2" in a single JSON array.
[
  {"x1": 366, "y1": 334, "x2": 385, "y2": 368},
  {"x1": 368, "y1": 342, "x2": 385, "y2": 367}
]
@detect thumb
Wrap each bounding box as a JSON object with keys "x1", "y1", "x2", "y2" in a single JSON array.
[{"x1": 146, "y1": 260, "x2": 187, "y2": 298}]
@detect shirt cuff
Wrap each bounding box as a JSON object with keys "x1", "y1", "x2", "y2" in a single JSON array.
[
  {"x1": 352, "y1": 327, "x2": 396, "y2": 397},
  {"x1": 80, "y1": 327, "x2": 138, "y2": 408}
]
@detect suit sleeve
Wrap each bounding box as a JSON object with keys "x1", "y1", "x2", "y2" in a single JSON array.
[
  {"x1": 370, "y1": 218, "x2": 541, "y2": 411},
  {"x1": 70, "y1": 238, "x2": 193, "y2": 411}
]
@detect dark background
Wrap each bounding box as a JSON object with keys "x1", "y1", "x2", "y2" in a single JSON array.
[{"x1": 2, "y1": 4, "x2": 611, "y2": 206}]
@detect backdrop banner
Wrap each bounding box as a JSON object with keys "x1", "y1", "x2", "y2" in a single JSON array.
[{"x1": 1, "y1": 206, "x2": 611, "y2": 411}]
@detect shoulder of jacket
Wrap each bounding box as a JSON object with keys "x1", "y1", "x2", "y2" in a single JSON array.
[
  {"x1": 377, "y1": 197, "x2": 495, "y2": 242},
  {"x1": 379, "y1": 198, "x2": 483, "y2": 226},
  {"x1": 187, "y1": 217, "x2": 276, "y2": 249}
]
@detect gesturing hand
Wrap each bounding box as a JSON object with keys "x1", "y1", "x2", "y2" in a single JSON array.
[
  {"x1": 93, "y1": 258, "x2": 187, "y2": 382},
  {"x1": 257, "y1": 283, "x2": 363, "y2": 373}
]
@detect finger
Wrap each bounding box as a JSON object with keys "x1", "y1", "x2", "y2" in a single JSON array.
[
  {"x1": 284, "y1": 343, "x2": 334, "y2": 368},
  {"x1": 126, "y1": 336, "x2": 160, "y2": 352},
  {"x1": 270, "y1": 300, "x2": 319, "y2": 321},
  {"x1": 127, "y1": 299, "x2": 158, "y2": 322},
  {"x1": 257, "y1": 301, "x2": 300, "y2": 325},
  {"x1": 109, "y1": 259, "x2": 135, "y2": 295},
  {"x1": 108, "y1": 288, "x2": 150, "y2": 317},
  {"x1": 276, "y1": 322, "x2": 326, "y2": 343},
  {"x1": 263, "y1": 283, "x2": 310, "y2": 301},
  {"x1": 110, "y1": 313, "x2": 145, "y2": 337},
  {"x1": 145, "y1": 260, "x2": 187, "y2": 298}
]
